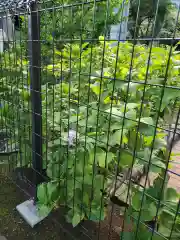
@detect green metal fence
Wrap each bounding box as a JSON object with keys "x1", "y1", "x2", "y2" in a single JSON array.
[{"x1": 0, "y1": 0, "x2": 179, "y2": 239}]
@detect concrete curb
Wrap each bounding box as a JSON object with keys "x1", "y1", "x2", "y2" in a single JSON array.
[{"x1": 0, "y1": 236, "x2": 7, "y2": 240}]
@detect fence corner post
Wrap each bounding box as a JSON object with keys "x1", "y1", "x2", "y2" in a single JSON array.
[{"x1": 29, "y1": 1, "x2": 42, "y2": 202}]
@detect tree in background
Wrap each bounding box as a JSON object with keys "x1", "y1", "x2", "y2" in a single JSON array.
[
  {"x1": 128, "y1": 0, "x2": 179, "y2": 40},
  {"x1": 40, "y1": 0, "x2": 126, "y2": 48},
  {"x1": 34, "y1": 0, "x2": 128, "y2": 71},
  {"x1": 158, "y1": 4, "x2": 180, "y2": 39}
]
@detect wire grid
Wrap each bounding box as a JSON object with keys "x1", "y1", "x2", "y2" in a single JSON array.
[{"x1": 0, "y1": 0, "x2": 180, "y2": 240}]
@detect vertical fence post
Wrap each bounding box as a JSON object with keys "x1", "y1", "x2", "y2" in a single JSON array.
[{"x1": 29, "y1": 2, "x2": 42, "y2": 202}]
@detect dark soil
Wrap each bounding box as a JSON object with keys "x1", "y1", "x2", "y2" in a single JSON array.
[
  {"x1": 0, "y1": 173, "x2": 130, "y2": 240},
  {"x1": 0, "y1": 175, "x2": 71, "y2": 240}
]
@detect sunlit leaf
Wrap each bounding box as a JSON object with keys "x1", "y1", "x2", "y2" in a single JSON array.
[
  {"x1": 37, "y1": 183, "x2": 48, "y2": 205},
  {"x1": 149, "y1": 160, "x2": 166, "y2": 173},
  {"x1": 47, "y1": 182, "x2": 59, "y2": 202},
  {"x1": 72, "y1": 212, "x2": 84, "y2": 227},
  {"x1": 90, "y1": 82, "x2": 101, "y2": 95},
  {"x1": 139, "y1": 117, "x2": 154, "y2": 125},
  {"x1": 119, "y1": 150, "x2": 134, "y2": 167},
  {"x1": 89, "y1": 148, "x2": 114, "y2": 167},
  {"x1": 132, "y1": 191, "x2": 142, "y2": 211},
  {"x1": 165, "y1": 188, "x2": 178, "y2": 202},
  {"x1": 38, "y1": 204, "x2": 52, "y2": 217},
  {"x1": 109, "y1": 129, "x2": 128, "y2": 145}
]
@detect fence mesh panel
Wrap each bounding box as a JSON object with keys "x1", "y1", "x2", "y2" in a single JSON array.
[{"x1": 0, "y1": 0, "x2": 180, "y2": 240}]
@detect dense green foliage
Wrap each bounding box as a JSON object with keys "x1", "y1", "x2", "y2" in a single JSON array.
[
  {"x1": 0, "y1": 0, "x2": 180, "y2": 238},
  {"x1": 1, "y1": 37, "x2": 179, "y2": 239},
  {"x1": 42, "y1": 40, "x2": 180, "y2": 239},
  {"x1": 39, "y1": 0, "x2": 125, "y2": 58}
]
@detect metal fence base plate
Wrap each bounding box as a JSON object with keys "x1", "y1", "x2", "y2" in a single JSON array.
[
  {"x1": 0, "y1": 236, "x2": 7, "y2": 240},
  {"x1": 16, "y1": 199, "x2": 48, "y2": 228}
]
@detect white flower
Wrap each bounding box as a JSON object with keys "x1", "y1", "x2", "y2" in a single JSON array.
[{"x1": 68, "y1": 129, "x2": 77, "y2": 146}]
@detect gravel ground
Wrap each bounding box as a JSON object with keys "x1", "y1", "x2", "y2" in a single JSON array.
[{"x1": 168, "y1": 142, "x2": 180, "y2": 192}]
